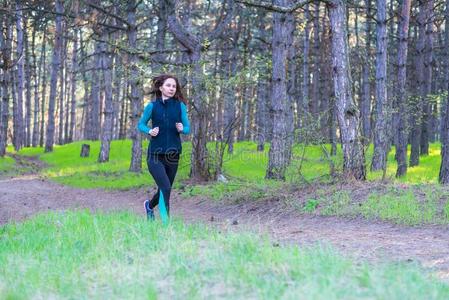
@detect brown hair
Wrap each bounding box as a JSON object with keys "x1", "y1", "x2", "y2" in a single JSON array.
[{"x1": 149, "y1": 74, "x2": 188, "y2": 106}]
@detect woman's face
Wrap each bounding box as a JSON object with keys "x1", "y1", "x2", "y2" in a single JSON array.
[{"x1": 159, "y1": 78, "x2": 177, "y2": 99}]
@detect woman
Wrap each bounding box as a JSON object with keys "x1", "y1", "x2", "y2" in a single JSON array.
[{"x1": 137, "y1": 74, "x2": 190, "y2": 221}]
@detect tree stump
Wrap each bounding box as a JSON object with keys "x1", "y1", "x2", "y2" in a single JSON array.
[{"x1": 80, "y1": 144, "x2": 90, "y2": 157}]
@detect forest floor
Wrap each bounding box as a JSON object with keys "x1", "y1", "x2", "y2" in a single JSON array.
[{"x1": 2, "y1": 155, "x2": 449, "y2": 281}]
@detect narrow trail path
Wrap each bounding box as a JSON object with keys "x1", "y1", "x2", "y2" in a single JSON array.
[{"x1": 1, "y1": 172, "x2": 449, "y2": 280}]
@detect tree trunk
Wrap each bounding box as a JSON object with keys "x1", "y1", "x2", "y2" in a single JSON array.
[
  {"x1": 265, "y1": 0, "x2": 293, "y2": 180},
  {"x1": 300, "y1": 3, "x2": 311, "y2": 134},
  {"x1": 371, "y1": 0, "x2": 389, "y2": 172},
  {"x1": 79, "y1": 30, "x2": 90, "y2": 140},
  {"x1": 98, "y1": 35, "x2": 114, "y2": 163},
  {"x1": 410, "y1": 1, "x2": 427, "y2": 166},
  {"x1": 32, "y1": 21, "x2": 40, "y2": 147},
  {"x1": 395, "y1": 0, "x2": 412, "y2": 177},
  {"x1": 39, "y1": 28, "x2": 47, "y2": 147},
  {"x1": 85, "y1": 41, "x2": 102, "y2": 141},
  {"x1": 128, "y1": 0, "x2": 143, "y2": 172},
  {"x1": 222, "y1": 39, "x2": 238, "y2": 154},
  {"x1": 361, "y1": 0, "x2": 372, "y2": 143},
  {"x1": 58, "y1": 35, "x2": 66, "y2": 145},
  {"x1": 45, "y1": 0, "x2": 64, "y2": 152},
  {"x1": 112, "y1": 53, "x2": 121, "y2": 140},
  {"x1": 14, "y1": 2, "x2": 24, "y2": 151},
  {"x1": 420, "y1": 0, "x2": 434, "y2": 155},
  {"x1": 438, "y1": 0, "x2": 449, "y2": 184},
  {"x1": 0, "y1": 10, "x2": 12, "y2": 157},
  {"x1": 153, "y1": 0, "x2": 168, "y2": 74},
  {"x1": 24, "y1": 19, "x2": 32, "y2": 147},
  {"x1": 310, "y1": 1, "x2": 320, "y2": 118},
  {"x1": 119, "y1": 76, "x2": 128, "y2": 140},
  {"x1": 328, "y1": 0, "x2": 366, "y2": 180},
  {"x1": 68, "y1": 30, "x2": 78, "y2": 143}
]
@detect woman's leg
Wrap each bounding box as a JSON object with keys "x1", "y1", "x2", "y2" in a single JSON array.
[
  {"x1": 147, "y1": 155, "x2": 172, "y2": 213},
  {"x1": 164, "y1": 154, "x2": 179, "y2": 188}
]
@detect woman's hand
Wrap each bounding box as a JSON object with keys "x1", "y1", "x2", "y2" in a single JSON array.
[
  {"x1": 149, "y1": 127, "x2": 159, "y2": 136},
  {"x1": 176, "y1": 122, "x2": 184, "y2": 133}
]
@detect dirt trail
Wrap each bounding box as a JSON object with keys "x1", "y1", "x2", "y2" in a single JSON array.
[{"x1": 1, "y1": 173, "x2": 449, "y2": 280}]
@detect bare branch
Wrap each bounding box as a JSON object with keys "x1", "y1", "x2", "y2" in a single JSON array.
[
  {"x1": 83, "y1": 0, "x2": 131, "y2": 27},
  {"x1": 207, "y1": 0, "x2": 235, "y2": 42},
  {"x1": 235, "y1": 0, "x2": 317, "y2": 13},
  {"x1": 165, "y1": 0, "x2": 201, "y2": 52}
]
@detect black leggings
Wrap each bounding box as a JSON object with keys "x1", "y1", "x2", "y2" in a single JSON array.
[{"x1": 147, "y1": 152, "x2": 180, "y2": 214}]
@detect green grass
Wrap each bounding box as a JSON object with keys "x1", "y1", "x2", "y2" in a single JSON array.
[
  {"x1": 303, "y1": 185, "x2": 449, "y2": 225},
  {"x1": 0, "y1": 155, "x2": 16, "y2": 176},
  {"x1": 13, "y1": 140, "x2": 192, "y2": 190},
  {"x1": 5, "y1": 140, "x2": 445, "y2": 189},
  {"x1": 5, "y1": 141, "x2": 449, "y2": 225},
  {"x1": 1, "y1": 210, "x2": 448, "y2": 299}
]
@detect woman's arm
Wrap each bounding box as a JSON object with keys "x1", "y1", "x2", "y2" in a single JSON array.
[
  {"x1": 180, "y1": 102, "x2": 190, "y2": 134},
  {"x1": 137, "y1": 102, "x2": 153, "y2": 134}
]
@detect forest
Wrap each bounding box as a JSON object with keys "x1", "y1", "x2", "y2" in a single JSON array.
[
  {"x1": 0, "y1": 0, "x2": 447, "y2": 182},
  {"x1": 2, "y1": 0, "x2": 449, "y2": 298}
]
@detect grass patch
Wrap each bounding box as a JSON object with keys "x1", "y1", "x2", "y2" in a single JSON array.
[
  {"x1": 13, "y1": 140, "x2": 191, "y2": 190},
  {"x1": 0, "y1": 155, "x2": 16, "y2": 176},
  {"x1": 303, "y1": 184, "x2": 449, "y2": 225},
  {"x1": 1, "y1": 210, "x2": 449, "y2": 299},
  {"x1": 5, "y1": 141, "x2": 446, "y2": 189}
]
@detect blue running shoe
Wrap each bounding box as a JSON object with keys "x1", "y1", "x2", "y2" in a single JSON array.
[{"x1": 144, "y1": 200, "x2": 154, "y2": 220}]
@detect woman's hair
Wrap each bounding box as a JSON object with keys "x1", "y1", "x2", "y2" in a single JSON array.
[{"x1": 149, "y1": 74, "x2": 188, "y2": 106}]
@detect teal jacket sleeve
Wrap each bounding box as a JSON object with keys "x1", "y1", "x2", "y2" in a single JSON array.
[
  {"x1": 137, "y1": 102, "x2": 153, "y2": 134},
  {"x1": 180, "y1": 102, "x2": 190, "y2": 135}
]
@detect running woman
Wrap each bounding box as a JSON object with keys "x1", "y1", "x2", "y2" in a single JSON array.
[{"x1": 137, "y1": 74, "x2": 190, "y2": 221}]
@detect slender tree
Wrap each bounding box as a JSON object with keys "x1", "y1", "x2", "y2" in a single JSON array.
[
  {"x1": 266, "y1": 0, "x2": 294, "y2": 180},
  {"x1": 14, "y1": 2, "x2": 25, "y2": 151},
  {"x1": 328, "y1": 0, "x2": 366, "y2": 179},
  {"x1": 39, "y1": 27, "x2": 47, "y2": 147},
  {"x1": 98, "y1": 32, "x2": 114, "y2": 162},
  {"x1": 361, "y1": 0, "x2": 372, "y2": 143},
  {"x1": 372, "y1": 0, "x2": 389, "y2": 172},
  {"x1": 128, "y1": 0, "x2": 143, "y2": 172},
  {"x1": 45, "y1": 0, "x2": 64, "y2": 152},
  {"x1": 394, "y1": 0, "x2": 412, "y2": 177},
  {"x1": 439, "y1": 0, "x2": 449, "y2": 183},
  {"x1": 0, "y1": 6, "x2": 12, "y2": 157}
]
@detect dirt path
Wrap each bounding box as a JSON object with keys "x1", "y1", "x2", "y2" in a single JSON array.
[{"x1": 2, "y1": 174, "x2": 449, "y2": 280}]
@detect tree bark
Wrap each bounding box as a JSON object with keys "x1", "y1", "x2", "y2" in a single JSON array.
[
  {"x1": 86, "y1": 41, "x2": 102, "y2": 141},
  {"x1": 128, "y1": 0, "x2": 143, "y2": 172},
  {"x1": 24, "y1": 19, "x2": 32, "y2": 147},
  {"x1": 0, "y1": 9, "x2": 12, "y2": 157},
  {"x1": 68, "y1": 30, "x2": 78, "y2": 143},
  {"x1": 300, "y1": 3, "x2": 311, "y2": 133},
  {"x1": 14, "y1": 2, "x2": 25, "y2": 151},
  {"x1": 265, "y1": 0, "x2": 293, "y2": 180},
  {"x1": 45, "y1": 0, "x2": 64, "y2": 152},
  {"x1": 410, "y1": 0, "x2": 427, "y2": 166},
  {"x1": 32, "y1": 21, "x2": 40, "y2": 147},
  {"x1": 328, "y1": 0, "x2": 366, "y2": 180},
  {"x1": 58, "y1": 33, "x2": 66, "y2": 144},
  {"x1": 420, "y1": 0, "x2": 434, "y2": 155},
  {"x1": 438, "y1": 0, "x2": 449, "y2": 183},
  {"x1": 98, "y1": 33, "x2": 114, "y2": 163},
  {"x1": 361, "y1": 0, "x2": 372, "y2": 143},
  {"x1": 394, "y1": 0, "x2": 412, "y2": 177},
  {"x1": 371, "y1": 0, "x2": 389, "y2": 172},
  {"x1": 39, "y1": 27, "x2": 47, "y2": 147},
  {"x1": 310, "y1": 1, "x2": 320, "y2": 118}
]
